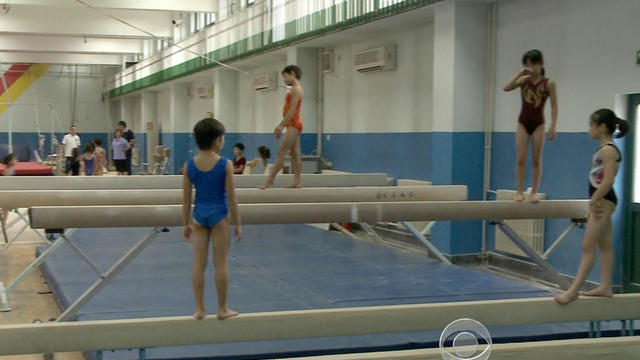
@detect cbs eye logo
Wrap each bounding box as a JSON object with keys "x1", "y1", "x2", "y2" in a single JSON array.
[{"x1": 439, "y1": 318, "x2": 492, "y2": 360}]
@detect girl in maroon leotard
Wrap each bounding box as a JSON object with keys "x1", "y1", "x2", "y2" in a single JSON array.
[{"x1": 503, "y1": 50, "x2": 558, "y2": 203}]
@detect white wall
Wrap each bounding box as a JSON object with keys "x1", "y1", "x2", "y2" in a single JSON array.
[
  {"x1": 188, "y1": 77, "x2": 214, "y2": 131},
  {"x1": 237, "y1": 62, "x2": 287, "y2": 133},
  {"x1": 157, "y1": 89, "x2": 172, "y2": 133},
  {"x1": 494, "y1": 0, "x2": 640, "y2": 132},
  {"x1": 323, "y1": 22, "x2": 434, "y2": 133},
  {"x1": 0, "y1": 66, "x2": 109, "y2": 134}
]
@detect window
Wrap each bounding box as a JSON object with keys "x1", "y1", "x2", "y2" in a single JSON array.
[{"x1": 247, "y1": 0, "x2": 255, "y2": 5}]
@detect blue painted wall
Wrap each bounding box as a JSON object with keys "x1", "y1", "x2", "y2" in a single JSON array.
[
  {"x1": 162, "y1": 132, "x2": 318, "y2": 174},
  {"x1": 0, "y1": 132, "x2": 109, "y2": 160}
]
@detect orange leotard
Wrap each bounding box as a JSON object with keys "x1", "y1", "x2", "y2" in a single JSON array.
[{"x1": 283, "y1": 91, "x2": 303, "y2": 133}]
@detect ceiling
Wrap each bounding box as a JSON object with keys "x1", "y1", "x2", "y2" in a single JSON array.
[{"x1": 0, "y1": 0, "x2": 218, "y2": 66}]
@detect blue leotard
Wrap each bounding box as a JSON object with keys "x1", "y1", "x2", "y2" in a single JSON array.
[{"x1": 187, "y1": 156, "x2": 229, "y2": 228}]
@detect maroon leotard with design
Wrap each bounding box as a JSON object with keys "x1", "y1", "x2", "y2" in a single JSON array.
[{"x1": 518, "y1": 77, "x2": 549, "y2": 135}]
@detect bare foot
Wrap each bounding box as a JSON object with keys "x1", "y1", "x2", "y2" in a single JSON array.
[
  {"x1": 284, "y1": 183, "x2": 302, "y2": 189},
  {"x1": 193, "y1": 308, "x2": 206, "y2": 320},
  {"x1": 580, "y1": 287, "x2": 613, "y2": 298},
  {"x1": 217, "y1": 308, "x2": 238, "y2": 320},
  {"x1": 553, "y1": 291, "x2": 578, "y2": 305},
  {"x1": 258, "y1": 181, "x2": 273, "y2": 190},
  {"x1": 514, "y1": 193, "x2": 525, "y2": 203},
  {"x1": 530, "y1": 192, "x2": 541, "y2": 204}
]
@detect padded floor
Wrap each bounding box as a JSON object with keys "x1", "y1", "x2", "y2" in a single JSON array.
[
  {"x1": 35, "y1": 225, "x2": 633, "y2": 360},
  {"x1": 0, "y1": 161, "x2": 53, "y2": 175}
]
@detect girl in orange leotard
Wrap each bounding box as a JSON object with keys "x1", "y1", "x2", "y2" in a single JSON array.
[{"x1": 259, "y1": 65, "x2": 305, "y2": 189}]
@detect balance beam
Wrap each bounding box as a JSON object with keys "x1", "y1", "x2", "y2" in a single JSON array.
[
  {"x1": 0, "y1": 186, "x2": 467, "y2": 208},
  {"x1": 1, "y1": 294, "x2": 638, "y2": 355},
  {"x1": 0, "y1": 173, "x2": 391, "y2": 190},
  {"x1": 281, "y1": 336, "x2": 640, "y2": 360},
  {"x1": 28, "y1": 200, "x2": 588, "y2": 228}
]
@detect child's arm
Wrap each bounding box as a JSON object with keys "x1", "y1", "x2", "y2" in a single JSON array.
[
  {"x1": 225, "y1": 160, "x2": 242, "y2": 241},
  {"x1": 182, "y1": 163, "x2": 193, "y2": 241},
  {"x1": 589, "y1": 147, "x2": 618, "y2": 217},
  {"x1": 246, "y1": 158, "x2": 258, "y2": 168},
  {"x1": 503, "y1": 68, "x2": 531, "y2": 92},
  {"x1": 79, "y1": 160, "x2": 85, "y2": 175},
  {"x1": 548, "y1": 81, "x2": 558, "y2": 140}
]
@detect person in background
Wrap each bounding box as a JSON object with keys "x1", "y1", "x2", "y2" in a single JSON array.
[
  {"x1": 80, "y1": 144, "x2": 96, "y2": 176},
  {"x1": 233, "y1": 143, "x2": 246, "y2": 174},
  {"x1": 1, "y1": 153, "x2": 17, "y2": 225},
  {"x1": 93, "y1": 139, "x2": 107, "y2": 175},
  {"x1": 69, "y1": 148, "x2": 81, "y2": 176},
  {"x1": 112, "y1": 129, "x2": 130, "y2": 176},
  {"x1": 246, "y1": 146, "x2": 271, "y2": 175},
  {"x1": 117, "y1": 121, "x2": 135, "y2": 175},
  {"x1": 62, "y1": 125, "x2": 81, "y2": 175}
]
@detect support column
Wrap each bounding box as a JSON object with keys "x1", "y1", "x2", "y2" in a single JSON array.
[{"x1": 431, "y1": 0, "x2": 489, "y2": 254}]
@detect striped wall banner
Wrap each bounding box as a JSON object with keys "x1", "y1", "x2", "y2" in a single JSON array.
[{"x1": 0, "y1": 64, "x2": 50, "y2": 115}]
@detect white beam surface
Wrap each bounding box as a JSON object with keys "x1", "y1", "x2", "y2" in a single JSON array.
[
  {"x1": 282, "y1": 337, "x2": 640, "y2": 360},
  {"x1": 28, "y1": 200, "x2": 589, "y2": 228},
  {"x1": 0, "y1": 174, "x2": 391, "y2": 190},
  {"x1": 0, "y1": 294, "x2": 638, "y2": 355},
  {"x1": 0, "y1": 186, "x2": 467, "y2": 207}
]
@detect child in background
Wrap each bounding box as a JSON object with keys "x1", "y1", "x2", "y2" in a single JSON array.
[
  {"x1": 93, "y1": 139, "x2": 106, "y2": 175},
  {"x1": 69, "y1": 148, "x2": 81, "y2": 176},
  {"x1": 246, "y1": 146, "x2": 271, "y2": 175},
  {"x1": 233, "y1": 143, "x2": 246, "y2": 174},
  {"x1": 1, "y1": 153, "x2": 17, "y2": 225},
  {"x1": 112, "y1": 129, "x2": 130, "y2": 176},
  {"x1": 554, "y1": 109, "x2": 629, "y2": 305},
  {"x1": 182, "y1": 117, "x2": 242, "y2": 320},
  {"x1": 80, "y1": 144, "x2": 97, "y2": 176}
]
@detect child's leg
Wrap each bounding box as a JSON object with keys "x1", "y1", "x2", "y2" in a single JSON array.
[
  {"x1": 191, "y1": 221, "x2": 211, "y2": 319},
  {"x1": 285, "y1": 130, "x2": 302, "y2": 188},
  {"x1": 529, "y1": 125, "x2": 545, "y2": 203},
  {"x1": 211, "y1": 218, "x2": 237, "y2": 319},
  {"x1": 582, "y1": 201, "x2": 616, "y2": 297},
  {"x1": 554, "y1": 206, "x2": 612, "y2": 304},
  {"x1": 259, "y1": 128, "x2": 298, "y2": 189},
  {"x1": 514, "y1": 124, "x2": 529, "y2": 202}
]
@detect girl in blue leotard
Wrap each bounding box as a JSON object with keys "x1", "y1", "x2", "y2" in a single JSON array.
[{"x1": 182, "y1": 117, "x2": 242, "y2": 320}]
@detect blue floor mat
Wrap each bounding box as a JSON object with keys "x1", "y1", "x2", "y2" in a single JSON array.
[{"x1": 35, "y1": 225, "x2": 633, "y2": 360}]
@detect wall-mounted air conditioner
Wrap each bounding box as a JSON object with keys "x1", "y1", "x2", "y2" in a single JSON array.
[
  {"x1": 354, "y1": 45, "x2": 396, "y2": 73},
  {"x1": 321, "y1": 51, "x2": 333, "y2": 73},
  {"x1": 254, "y1": 72, "x2": 277, "y2": 91},
  {"x1": 196, "y1": 85, "x2": 213, "y2": 99}
]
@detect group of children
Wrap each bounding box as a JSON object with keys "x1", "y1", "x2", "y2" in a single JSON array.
[
  {"x1": 67, "y1": 139, "x2": 107, "y2": 176},
  {"x1": 502, "y1": 50, "x2": 629, "y2": 305},
  {"x1": 182, "y1": 55, "x2": 627, "y2": 320},
  {"x1": 232, "y1": 143, "x2": 272, "y2": 175}
]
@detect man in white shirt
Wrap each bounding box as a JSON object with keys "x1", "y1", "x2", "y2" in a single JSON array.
[{"x1": 62, "y1": 125, "x2": 81, "y2": 174}]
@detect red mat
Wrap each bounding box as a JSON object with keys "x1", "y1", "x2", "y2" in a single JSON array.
[{"x1": 0, "y1": 162, "x2": 53, "y2": 176}]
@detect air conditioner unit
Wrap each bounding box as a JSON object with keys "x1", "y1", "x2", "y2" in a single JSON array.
[
  {"x1": 321, "y1": 51, "x2": 333, "y2": 73},
  {"x1": 196, "y1": 85, "x2": 213, "y2": 99},
  {"x1": 355, "y1": 45, "x2": 396, "y2": 73},
  {"x1": 254, "y1": 72, "x2": 277, "y2": 91}
]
